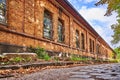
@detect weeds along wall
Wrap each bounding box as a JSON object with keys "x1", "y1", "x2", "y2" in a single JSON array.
[{"x1": 0, "y1": 0, "x2": 115, "y2": 59}]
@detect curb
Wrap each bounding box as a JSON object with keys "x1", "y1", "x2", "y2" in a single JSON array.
[{"x1": 0, "y1": 61, "x2": 78, "y2": 70}]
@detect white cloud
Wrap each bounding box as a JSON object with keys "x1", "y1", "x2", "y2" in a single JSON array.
[
  {"x1": 79, "y1": 6, "x2": 117, "y2": 24},
  {"x1": 84, "y1": 0, "x2": 97, "y2": 3},
  {"x1": 92, "y1": 23, "x2": 113, "y2": 46},
  {"x1": 79, "y1": 6, "x2": 117, "y2": 48}
]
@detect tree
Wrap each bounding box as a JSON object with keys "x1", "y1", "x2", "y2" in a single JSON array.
[
  {"x1": 95, "y1": 0, "x2": 120, "y2": 44},
  {"x1": 114, "y1": 47, "x2": 120, "y2": 59}
]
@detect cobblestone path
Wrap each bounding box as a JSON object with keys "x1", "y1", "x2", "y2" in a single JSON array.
[
  {"x1": 68, "y1": 63, "x2": 120, "y2": 80},
  {"x1": 1, "y1": 63, "x2": 120, "y2": 80}
]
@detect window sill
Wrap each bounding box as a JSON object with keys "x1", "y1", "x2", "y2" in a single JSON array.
[
  {"x1": 90, "y1": 52, "x2": 95, "y2": 54},
  {"x1": 57, "y1": 40, "x2": 65, "y2": 44},
  {"x1": 0, "y1": 22, "x2": 8, "y2": 27},
  {"x1": 76, "y1": 47, "x2": 80, "y2": 50},
  {"x1": 43, "y1": 36, "x2": 54, "y2": 41},
  {"x1": 81, "y1": 49, "x2": 86, "y2": 52}
]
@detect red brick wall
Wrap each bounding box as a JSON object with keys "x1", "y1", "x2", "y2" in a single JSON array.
[{"x1": 0, "y1": 0, "x2": 115, "y2": 59}]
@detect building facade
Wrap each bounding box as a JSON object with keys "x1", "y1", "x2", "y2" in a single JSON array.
[{"x1": 0, "y1": 0, "x2": 116, "y2": 59}]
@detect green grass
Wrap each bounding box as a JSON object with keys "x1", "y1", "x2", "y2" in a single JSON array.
[{"x1": 70, "y1": 55, "x2": 90, "y2": 61}]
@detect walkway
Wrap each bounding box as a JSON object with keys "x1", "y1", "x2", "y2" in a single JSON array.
[{"x1": 1, "y1": 63, "x2": 120, "y2": 80}]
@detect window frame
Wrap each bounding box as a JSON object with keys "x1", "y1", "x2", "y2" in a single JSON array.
[
  {"x1": 89, "y1": 39, "x2": 92, "y2": 52},
  {"x1": 81, "y1": 33, "x2": 85, "y2": 50},
  {"x1": 76, "y1": 30, "x2": 80, "y2": 48},
  {"x1": 43, "y1": 9, "x2": 53, "y2": 40},
  {"x1": 89, "y1": 38, "x2": 94, "y2": 53},
  {"x1": 92, "y1": 40, "x2": 94, "y2": 52},
  {"x1": 57, "y1": 18, "x2": 65, "y2": 43}
]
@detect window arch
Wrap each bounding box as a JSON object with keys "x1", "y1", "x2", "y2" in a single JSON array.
[
  {"x1": 0, "y1": 0, "x2": 6, "y2": 23},
  {"x1": 81, "y1": 33, "x2": 85, "y2": 49},
  {"x1": 76, "y1": 30, "x2": 80, "y2": 48}
]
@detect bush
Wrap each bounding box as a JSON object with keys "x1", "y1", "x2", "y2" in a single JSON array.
[
  {"x1": 43, "y1": 54, "x2": 51, "y2": 61},
  {"x1": 28, "y1": 46, "x2": 51, "y2": 61}
]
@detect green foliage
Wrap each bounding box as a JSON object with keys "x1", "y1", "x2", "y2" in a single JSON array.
[
  {"x1": 10, "y1": 57, "x2": 24, "y2": 63},
  {"x1": 54, "y1": 57, "x2": 59, "y2": 61},
  {"x1": 43, "y1": 53, "x2": 51, "y2": 61},
  {"x1": 109, "y1": 59, "x2": 120, "y2": 63},
  {"x1": 70, "y1": 56, "x2": 80, "y2": 61},
  {"x1": 95, "y1": 0, "x2": 120, "y2": 16},
  {"x1": 26, "y1": 57, "x2": 32, "y2": 62},
  {"x1": 35, "y1": 47, "x2": 46, "y2": 59},
  {"x1": 70, "y1": 55, "x2": 89, "y2": 61},
  {"x1": 111, "y1": 24, "x2": 120, "y2": 44},
  {"x1": 0, "y1": 56, "x2": 34, "y2": 65},
  {"x1": 96, "y1": 0, "x2": 120, "y2": 44},
  {"x1": 114, "y1": 47, "x2": 120, "y2": 59},
  {"x1": 28, "y1": 46, "x2": 51, "y2": 61}
]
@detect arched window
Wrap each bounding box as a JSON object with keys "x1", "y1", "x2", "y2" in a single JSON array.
[
  {"x1": 43, "y1": 10, "x2": 53, "y2": 39},
  {"x1": 76, "y1": 30, "x2": 80, "y2": 48},
  {"x1": 0, "y1": 0, "x2": 6, "y2": 23},
  {"x1": 58, "y1": 19, "x2": 64, "y2": 42},
  {"x1": 81, "y1": 33, "x2": 85, "y2": 49}
]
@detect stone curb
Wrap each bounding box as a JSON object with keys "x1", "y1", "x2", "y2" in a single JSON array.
[{"x1": 0, "y1": 61, "x2": 78, "y2": 70}]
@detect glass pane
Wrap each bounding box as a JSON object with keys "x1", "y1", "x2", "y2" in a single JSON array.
[
  {"x1": 58, "y1": 20, "x2": 64, "y2": 42},
  {"x1": 0, "y1": 0, "x2": 6, "y2": 23},
  {"x1": 43, "y1": 10, "x2": 52, "y2": 39},
  {"x1": 81, "y1": 33, "x2": 85, "y2": 49},
  {"x1": 76, "y1": 30, "x2": 79, "y2": 48}
]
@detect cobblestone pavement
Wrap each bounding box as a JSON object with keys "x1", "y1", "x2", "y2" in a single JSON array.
[
  {"x1": 1, "y1": 63, "x2": 120, "y2": 80},
  {"x1": 68, "y1": 63, "x2": 120, "y2": 80}
]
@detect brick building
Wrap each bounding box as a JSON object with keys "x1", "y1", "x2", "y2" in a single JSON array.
[{"x1": 0, "y1": 0, "x2": 116, "y2": 59}]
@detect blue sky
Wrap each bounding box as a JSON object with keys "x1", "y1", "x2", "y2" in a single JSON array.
[{"x1": 68, "y1": 0, "x2": 118, "y2": 48}]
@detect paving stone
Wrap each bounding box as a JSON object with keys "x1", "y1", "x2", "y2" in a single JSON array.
[
  {"x1": 89, "y1": 73, "x2": 105, "y2": 76},
  {"x1": 95, "y1": 75, "x2": 117, "y2": 80},
  {"x1": 68, "y1": 78, "x2": 95, "y2": 80},
  {"x1": 69, "y1": 64, "x2": 120, "y2": 80},
  {"x1": 114, "y1": 77, "x2": 120, "y2": 80},
  {"x1": 79, "y1": 69, "x2": 93, "y2": 72},
  {"x1": 70, "y1": 72, "x2": 88, "y2": 75},
  {"x1": 70, "y1": 75, "x2": 91, "y2": 79},
  {"x1": 106, "y1": 72, "x2": 120, "y2": 76},
  {"x1": 68, "y1": 78, "x2": 82, "y2": 80},
  {"x1": 92, "y1": 69, "x2": 106, "y2": 73}
]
